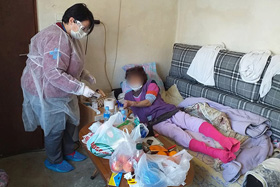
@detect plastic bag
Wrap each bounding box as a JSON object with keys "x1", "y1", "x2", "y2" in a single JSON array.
[
  {"x1": 134, "y1": 154, "x2": 168, "y2": 187},
  {"x1": 88, "y1": 121, "x2": 102, "y2": 133},
  {"x1": 86, "y1": 112, "x2": 125, "y2": 159},
  {"x1": 109, "y1": 131, "x2": 137, "y2": 173},
  {"x1": 134, "y1": 150, "x2": 192, "y2": 187},
  {"x1": 130, "y1": 123, "x2": 149, "y2": 142},
  {"x1": 117, "y1": 120, "x2": 135, "y2": 134},
  {"x1": 160, "y1": 150, "x2": 192, "y2": 186},
  {"x1": 81, "y1": 132, "x2": 94, "y2": 144}
]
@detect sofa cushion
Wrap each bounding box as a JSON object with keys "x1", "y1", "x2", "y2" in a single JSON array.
[
  {"x1": 259, "y1": 74, "x2": 280, "y2": 110},
  {"x1": 165, "y1": 76, "x2": 280, "y2": 140},
  {"x1": 169, "y1": 43, "x2": 200, "y2": 83},
  {"x1": 214, "y1": 50, "x2": 262, "y2": 102},
  {"x1": 161, "y1": 84, "x2": 184, "y2": 106}
]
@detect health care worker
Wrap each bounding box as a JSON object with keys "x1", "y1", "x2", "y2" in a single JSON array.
[{"x1": 21, "y1": 4, "x2": 98, "y2": 172}]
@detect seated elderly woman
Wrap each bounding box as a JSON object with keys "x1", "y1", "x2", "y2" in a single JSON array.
[{"x1": 124, "y1": 66, "x2": 240, "y2": 163}]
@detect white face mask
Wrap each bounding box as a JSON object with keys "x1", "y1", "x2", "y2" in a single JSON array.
[
  {"x1": 130, "y1": 84, "x2": 142, "y2": 91},
  {"x1": 70, "y1": 20, "x2": 88, "y2": 39},
  {"x1": 71, "y1": 28, "x2": 87, "y2": 39}
]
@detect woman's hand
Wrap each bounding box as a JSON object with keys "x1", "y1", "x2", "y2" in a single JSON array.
[
  {"x1": 124, "y1": 100, "x2": 135, "y2": 108},
  {"x1": 124, "y1": 99, "x2": 152, "y2": 108}
]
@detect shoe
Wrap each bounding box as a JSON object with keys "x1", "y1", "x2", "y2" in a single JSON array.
[
  {"x1": 189, "y1": 139, "x2": 236, "y2": 163},
  {"x1": 199, "y1": 122, "x2": 240, "y2": 153},
  {"x1": 44, "y1": 160, "x2": 74, "y2": 173},
  {"x1": 64, "y1": 151, "x2": 87, "y2": 162}
]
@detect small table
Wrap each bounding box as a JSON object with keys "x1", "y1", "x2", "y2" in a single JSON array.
[{"x1": 79, "y1": 122, "x2": 195, "y2": 187}]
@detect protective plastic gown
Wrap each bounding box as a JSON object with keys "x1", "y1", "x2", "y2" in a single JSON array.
[{"x1": 21, "y1": 24, "x2": 86, "y2": 136}]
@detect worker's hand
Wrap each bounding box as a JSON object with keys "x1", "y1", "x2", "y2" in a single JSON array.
[
  {"x1": 81, "y1": 69, "x2": 96, "y2": 85},
  {"x1": 82, "y1": 86, "x2": 96, "y2": 98},
  {"x1": 93, "y1": 92, "x2": 101, "y2": 99},
  {"x1": 124, "y1": 100, "x2": 135, "y2": 108}
]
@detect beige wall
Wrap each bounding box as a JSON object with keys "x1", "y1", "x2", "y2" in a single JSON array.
[
  {"x1": 176, "y1": 0, "x2": 280, "y2": 54},
  {"x1": 37, "y1": 0, "x2": 280, "y2": 92},
  {"x1": 37, "y1": 0, "x2": 178, "y2": 91}
]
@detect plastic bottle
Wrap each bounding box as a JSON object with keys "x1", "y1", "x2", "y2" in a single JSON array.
[
  {"x1": 114, "y1": 105, "x2": 118, "y2": 114},
  {"x1": 134, "y1": 116, "x2": 140, "y2": 126},
  {"x1": 103, "y1": 106, "x2": 111, "y2": 121},
  {"x1": 121, "y1": 109, "x2": 126, "y2": 121},
  {"x1": 118, "y1": 102, "x2": 124, "y2": 112},
  {"x1": 135, "y1": 143, "x2": 144, "y2": 162}
]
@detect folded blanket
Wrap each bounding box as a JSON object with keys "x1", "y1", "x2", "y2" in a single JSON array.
[
  {"x1": 239, "y1": 50, "x2": 271, "y2": 83},
  {"x1": 179, "y1": 97, "x2": 271, "y2": 138},
  {"x1": 187, "y1": 44, "x2": 226, "y2": 86},
  {"x1": 237, "y1": 135, "x2": 273, "y2": 174},
  {"x1": 260, "y1": 55, "x2": 280, "y2": 98}
]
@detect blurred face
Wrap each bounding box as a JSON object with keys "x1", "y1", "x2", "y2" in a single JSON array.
[{"x1": 127, "y1": 75, "x2": 143, "y2": 91}]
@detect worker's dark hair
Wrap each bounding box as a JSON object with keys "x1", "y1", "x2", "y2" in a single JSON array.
[
  {"x1": 62, "y1": 3, "x2": 94, "y2": 35},
  {"x1": 125, "y1": 66, "x2": 148, "y2": 84}
]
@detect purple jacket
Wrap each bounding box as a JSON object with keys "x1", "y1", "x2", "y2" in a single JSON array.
[{"x1": 125, "y1": 80, "x2": 177, "y2": 123}]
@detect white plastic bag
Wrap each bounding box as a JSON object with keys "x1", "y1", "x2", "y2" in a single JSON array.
[
  {"x1": 86, "y1": 112, "x2": 125, "y2": 159},
  {"x1": 161, "y1": 150, "x2": 193, "y2": 186},
  {"x1": 130, "y1": 123, "x2": 149, "y2": 142},
  {"x1": 82, "y1": 132, "x2": 94, "y2": 144},
  {"x1": 109, "y1": 131, "x2": 137, "y2": 173},
  {"x1": 134, "y1": 150, "x2": 192, "y2": 187},
  {"x1": 134, "y1": 153, "x2": 168, "y2": 187},
  {"x1": 88, "y1": 121, "x2": 102, "y2": 133}
]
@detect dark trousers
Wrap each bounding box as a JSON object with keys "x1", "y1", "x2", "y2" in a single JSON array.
[{"x1": 44, "y1": 123, "x2": 76, "y2": 164}]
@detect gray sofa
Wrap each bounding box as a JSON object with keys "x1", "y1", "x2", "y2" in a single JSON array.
[{"x1": 165, "y1": 43, "x2": 280, "y2": 141}]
